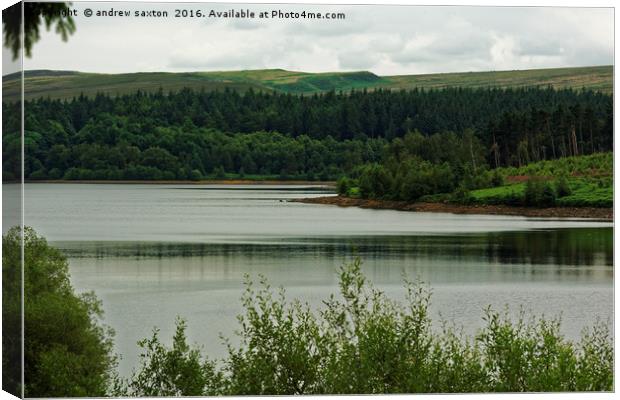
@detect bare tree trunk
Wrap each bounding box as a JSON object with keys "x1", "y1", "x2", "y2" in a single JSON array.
[
  {"x1": 578, "y1": 120, "x2": 584, "y2": 154},
  {"x1": 571, "y1": 126, "x2": 579, "y2": 156},
  {"x1": 560, "y1": 136, "x2": 567, "y2": 157},
  {"x1": 491, "y1": 135, "x2": 500, "y2": 168},
  {"x1": 470, "y1": 141, "x2": 477, "y2": 172},
  {"x1": 547, "y1": 120, "x2": 556, "y2": 159}
]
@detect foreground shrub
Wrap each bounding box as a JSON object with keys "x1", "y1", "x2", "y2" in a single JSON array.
[
  {"x1": 112, "y1": 318, "x2": 222, "y2": 396},
  {"x1": 124, "y1": 259, "x2": 613, "y2": 395},
  {"x1": 2, "y1": 227, "x2": 116, "y2": 397}
]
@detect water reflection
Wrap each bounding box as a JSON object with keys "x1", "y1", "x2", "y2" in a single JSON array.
[
  {"x1": 62, "y1": 229, "x2": 612, "y2": 376},
  {"x1": 5, "y1": 183, "x2": 612, "y2": 376},
  {"x1": 55, "y1": 227, "x2": 612, "y2": 267},
  {"x1": 56, "y1": 227, "x2": 612, "y2": 289}
]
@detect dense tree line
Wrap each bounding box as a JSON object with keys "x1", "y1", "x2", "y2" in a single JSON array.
[
  {"x1": 3, "y1": 117, "x2": 386, "y2": 181},
  {"x1": 1, "y1": 86, "x2": 612, "y2": 181},
  {"x1": 339, "y1": 130, "x2": 491, "y2": 201}
]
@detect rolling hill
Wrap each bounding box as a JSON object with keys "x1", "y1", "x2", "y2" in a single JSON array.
[{"x1": 2, "y1": 65, "x2": 612, "y2": 102}]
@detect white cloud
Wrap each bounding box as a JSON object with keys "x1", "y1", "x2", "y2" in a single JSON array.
[
  {"x1": 18, "y1": 3, "x2": 613, "y2": 76},
  {"x1": 489, "y1": 33, "x2": 520, "y2": 70}
]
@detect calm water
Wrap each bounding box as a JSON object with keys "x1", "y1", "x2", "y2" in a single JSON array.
[{"x1": 3, "y1": 183, "x2": 614, "y2": 375}]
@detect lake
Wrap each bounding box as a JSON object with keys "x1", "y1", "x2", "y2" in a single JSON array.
[{"x1": 3, "y1": 183, "x2": 613, "y2": 375}]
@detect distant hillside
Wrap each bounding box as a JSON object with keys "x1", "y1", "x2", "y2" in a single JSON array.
[{"x1": 2, "y1": 65, "x2": 612, "y2": 102}]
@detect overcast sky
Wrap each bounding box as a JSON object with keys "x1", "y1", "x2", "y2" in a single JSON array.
[{"x1": 3, "y1": 2, "x2": 614, "y2": 76}]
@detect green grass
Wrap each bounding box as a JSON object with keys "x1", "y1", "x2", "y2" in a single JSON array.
[
  {"x1": 469, "y1": 183, "x2": 526, "y2": 206},
  {"x1": 347, "y1": 187, "x2": 361, "y2": 197},
  {"x1": 556, "y1": 178, "x2": 613, "y2": 208},
  {"x1": 3, "y1": 65, "x2": 612, "y2": 102},
  {"x1": 467, "y1": 154, "x2": 613, "y2": 208},
  {"x1": 468, "y1": 178, "x2": 613, "y2": 208},
  {"x1": 387, "y1": 65, "x2": 613, "y2": 93}
]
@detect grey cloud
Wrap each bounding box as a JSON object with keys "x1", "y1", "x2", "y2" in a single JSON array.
[
  {"x1": 338, "y1": 51, "x2": 381, "y2": 70},
  {"x1": 168, "y1": 49, "x2": 266, "y2": 70},
  {"x1": 516, "y1": 39, "x2": 565, "y2": 57},
  {"x1": 368, "y1": 35, "x2": 405, "y2": 54},
  {"x1": 227, "y1": 18, "x2": 264, "y2": 30},
  {"x1": 280, "y1": 6, "x2": 370, "y2": 38},
  {"x1": 17, "y1": 4, "x2": 614, "y2": 76},
  {"x1": 391, "y1": 33, "x2": 493, "y2": 65}
]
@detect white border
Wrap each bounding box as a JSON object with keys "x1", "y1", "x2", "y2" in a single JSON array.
[{"x1": 0, "y1": 1, "x2": 616, "y2": 400}]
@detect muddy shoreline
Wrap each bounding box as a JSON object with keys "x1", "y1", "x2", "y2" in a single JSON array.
[{"x1": 293, "y1": 196, "x2": 613, "y2": 221}]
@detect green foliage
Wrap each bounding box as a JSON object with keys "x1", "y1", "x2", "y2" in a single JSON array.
[
  {"x1": 451, "y1": 185, "x2": 473, "y2": 204},
  {"x1": 358, "y1": 164, "x2": 392, "y2": 199},
  {"x1": 397, "y1": 160, "x2": 455, "y2": 202},
  {"x1": 189, "y1": 169, "x2": 203, "y2": 181},
  {"x1": 351, "y1": 131, "x2": 474, "y2": 202},
  {"x1": 213, "y1": 166, "x2": 226, "y2": 180},
  {"x1": 555, "y1": 174, "x2": 572, "y2": 197},
  {"x1": 524, "y1": 177, "x2": 556, "y2": 207},
  {"x1": 478, "y1": 310, "x2": 612, "y2": 391},
  {"x1": 468, "y1": 184, "x2": 524, "y2": 206},
  {"x1": 461, "y1": 154, "x2": 612, "y2": 208},
  {"x1": 491, "y1": 169, "x2": 505, "y2": 187},
  {"x1": 223, "y1": 276, "x2": 322, "y2": 394},
  {"x1": 2, "y1": 227, "x2": 116, "y2": 397},
  {"x1": 500, "y1": 153, "x2": 612, "y2": 179},
  {"x1": 124, "y1": 259, "x2": 613, "y2": 395},
  {"x1": 3, "y1": 2, "x2": 76, "y2": 60},
  {"x1": 347, "y1": 186, "x2": 361, "y2": 197},
  {"x1": 345, "y1": 143, "x2": 611, "y2": 209},
  {"x1": 336, "y1": 176, "x2": 354, "y2": 196},
  {"x1": 8, "y1": 122, "x2": 389, "y2": 181},
  {"x1": 113, "y1": 318, "x2": 222, "y2": 397},
  {"x1": 555, "y1": 178, "x2": 613, "y2": 208},
  {"x1": 2, "y1": 228, "x2": 22, "y2": 396}
]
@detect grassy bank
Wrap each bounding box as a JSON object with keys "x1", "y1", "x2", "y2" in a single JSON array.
[
  {"x1": 467, "y1": 178, "x2": 612, "y2": 208},
  {"x1": 339, "y1": 153, "x2": 612, "y2": 212},
  {"x1": 465, "y1": 153, "x2": 612, "y2": 208}
]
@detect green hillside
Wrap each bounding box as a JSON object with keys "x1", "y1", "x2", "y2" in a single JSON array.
[
  {"x1": 2, "y1": 65, "x2": 612, "y2": 102},
  {"x1": 387, "y1": 65, "x2": 613, "y2": 92}
]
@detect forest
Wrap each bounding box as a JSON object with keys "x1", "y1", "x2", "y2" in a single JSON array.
[{"x1": 1, "y1": 86, "x2": 613, "y2": 182}]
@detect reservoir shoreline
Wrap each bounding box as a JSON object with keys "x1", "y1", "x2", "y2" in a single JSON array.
[
  {"x1": 292, "y1": 195, "x2": 613, "y2": 221},
  {"x1": 19, "y1": 179, "x2": 337, "y2": 186},
  {"x1": 13, "y1": 181, "x2": 612, "y2": 220}
]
